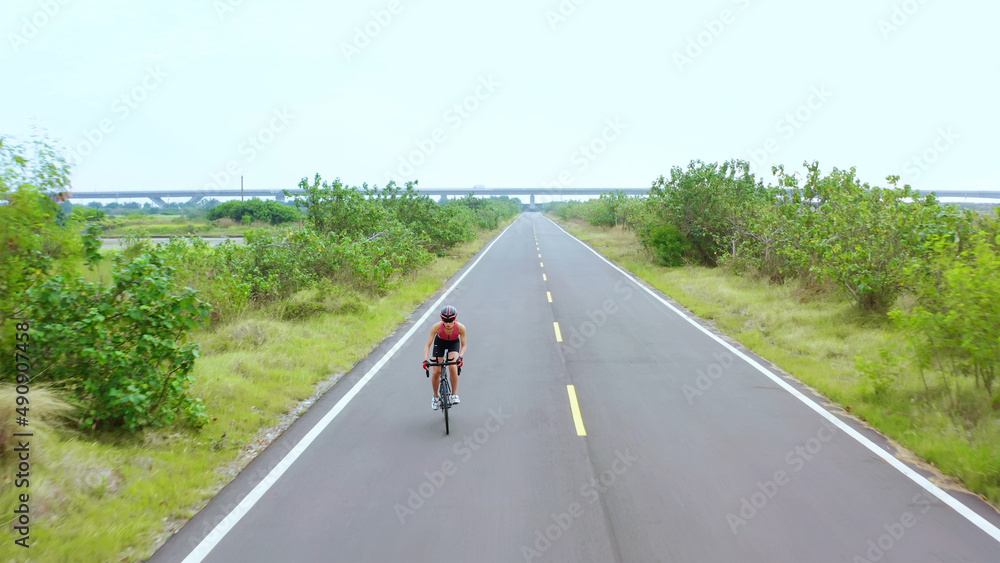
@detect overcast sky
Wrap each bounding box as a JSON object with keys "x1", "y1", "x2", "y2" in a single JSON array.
[{"x1": 2, "y1": 0, "x2": 997, "y2": 200}]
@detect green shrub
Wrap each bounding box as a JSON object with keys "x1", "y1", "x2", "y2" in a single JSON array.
[
  {"x1": 70, "y1": 206, "x2": 107, "y2": 222},
  {"x1": 208, "y1": 198, "x2": 301, "y2": 225},
  {"x1": 214, "y1": 229, "x2": 321, "y2": 302},
  {"x1": 0, "y1": 133, "x2": 85, "y2": 376},
  {"x1": 26, "y1": 252, "x2": 211, "y2": 431},
  {"x1": 894, "y1": 227, "x2": 1000, "y2": 399},
  {"x1": 546, "y1": 200, "x2": 589, "y2": 222},
  {"x1": 158, "y1": 237, "x2": 251, "y2": 322},
  {"x1": 777, "y1": 165, "x2": 942, "y2": 311},
  {"x1": 644, "y1": 160, "x2": 771, "y2": 267},
  {"x1": 292, "y1": 175, "x2": 518, "y2": 263},
  {"x1": 641, "y1": 222, "x2": 692, "y2": 267},
  {"x1": 855, "y1": 348, "x2": 902, "y2": 400}
]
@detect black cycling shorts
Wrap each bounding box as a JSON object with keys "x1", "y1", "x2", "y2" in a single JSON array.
[{"x1": 431, "y1": 336, "x2": 461, "y2": 358}]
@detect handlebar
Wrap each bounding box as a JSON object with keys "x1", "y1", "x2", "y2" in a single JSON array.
[{"x1": 425, "y1": 358, "x2": 462, "y2": 377}]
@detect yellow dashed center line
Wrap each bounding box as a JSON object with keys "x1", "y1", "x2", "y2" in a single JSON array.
[
  {"x1": 540, "y1": 262, "x2": 544, "y2": 268},
  {"x1": 547, "y1": 291, "x2": 552, "y2": 303},
  {"x1": 553, "y1": 321, "x2": 562, "y2": 342},
  {"x1": 567, "y1": 385, "x2": 587, "y2": 436},
  {"x1": 543, "y1": 274, "x2": 547, "y2": 281}
]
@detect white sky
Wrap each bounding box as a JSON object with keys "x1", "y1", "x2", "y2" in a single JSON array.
[{"x1": 2, "y1": 0, "x2": 997, "y2": 199}]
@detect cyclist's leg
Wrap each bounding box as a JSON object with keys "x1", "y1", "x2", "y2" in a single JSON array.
[
  {"x1": 431, "y1": 337, "x2": 446, "y2": 401},
  {"x1": 431, "y1": 365, "x2": 442, "y2": 398},
  {"x1": 445, "y1": 337, "x2": 460, "y2": 400},
  {"x1": 446, "y1": 350, "x2": 459, "y2": 394}
]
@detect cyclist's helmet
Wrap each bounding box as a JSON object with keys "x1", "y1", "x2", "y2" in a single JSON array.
[{"x1": 440, "y1": 305, "x2": 457, "y2": 322}]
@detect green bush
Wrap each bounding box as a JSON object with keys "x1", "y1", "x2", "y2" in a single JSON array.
[
  {"x1": 293, "y1": 175, "x2": 394, "y2": 236},
  {"x1": 855, "y1": 348, "x2": 902, "y2": 400},
  {"x1": 894, "y1": 226, "x2": 1000, "y2": 399},
  {"x1": 641, "y1": 222, "x2": 692, "y2": 267},
  {"x1": 157, "y1": 237, "x2": 251, "y2": 322},
  {"x1": 585, "y1": 190, "x2": 638, "y2": 228},
  {"x1": 26, "y1": 252, "x2": 211, "y2": 431},
  {"x1": 214, "y1": 229, "x2": 323, "y2": 302},
  {"x1": 778, "y1": 164, "x2": 941, "y2": 311},
  {"x1": 70, "y1": 206, "x2": 107, "y2": 222},
  {"x1": 430, "y1": 203, "x2": 478, "y2": 254},
  {"x1": 0, "y1": 133, "x2": 84, "y2": 371},
  {"x1": 644, "y1": 160, "x2": 773, "y2": 267},
  {"x1": 207, "y1": 198, "x2": 301, "y2": 225},
  {"x1": 545, "y1": 200, "x2": 588, "y2": 221}
]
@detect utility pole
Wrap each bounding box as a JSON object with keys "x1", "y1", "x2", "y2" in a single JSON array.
[{"x1": 241, "y1": 176, "x2": 244, "y2": 201}]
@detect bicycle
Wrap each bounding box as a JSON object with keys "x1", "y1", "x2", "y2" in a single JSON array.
[{"x1": 425, "y1": 357, "x2": 461, "y2": 435}]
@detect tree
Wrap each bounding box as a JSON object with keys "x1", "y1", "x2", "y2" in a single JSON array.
[
  {"x1": 643, "y1": 160, "x2": 771, "y2": 266},
  {"x1": 781, "y1": 163, "x2": 940, "y2": 311}
]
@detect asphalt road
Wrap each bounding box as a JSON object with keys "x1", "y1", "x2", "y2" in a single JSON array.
[{"x1": 152, "y1": 212, "x2": 1000, "y2": 562}]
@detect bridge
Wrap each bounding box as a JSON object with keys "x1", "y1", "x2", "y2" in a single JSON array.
[
  {"x1": 63, "y1": 187, "x2": 651, "y2": 209},
  {"x1": 63, "y1": 187, "x2": 1000, "y2": 208}
]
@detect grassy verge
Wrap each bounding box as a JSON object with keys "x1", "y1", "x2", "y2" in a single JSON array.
[
  {"x1": 552, "y1": 216, "x2": 1000, "y2": 508},
  {"x1": 0, "y1": 219, "x2": 513, "y2": 562},
  {"x1": 99, "y1": 214, "x2": 291, "y2": 238}
]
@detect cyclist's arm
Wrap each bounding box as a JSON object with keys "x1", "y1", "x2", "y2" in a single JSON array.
[
  {"x1": 458, "y1": 323, "x2": 467, "y2": 358},
  {"x1": 424, "y1": 323, "x2": 438, "y2": 360}
]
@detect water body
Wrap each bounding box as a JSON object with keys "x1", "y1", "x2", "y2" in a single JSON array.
[{"x1": 100, "y1": 236, "x2": 244, "y2": 249}]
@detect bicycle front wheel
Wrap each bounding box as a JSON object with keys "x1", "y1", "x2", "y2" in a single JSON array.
[{"x1": 440, "y1": 378, "x2": 451, "y2": 435}]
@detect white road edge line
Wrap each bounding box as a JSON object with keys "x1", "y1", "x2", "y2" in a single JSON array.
[
  {"x1": 181, "y1": 219, "x2": 520, "y2": 563},
  {"x1": 543, "y1": 215, "x2": 1000, "y2": 544}
]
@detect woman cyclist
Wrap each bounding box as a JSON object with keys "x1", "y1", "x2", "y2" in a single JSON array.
[{"x1": 423, "y1": 305, "x2": 466, "y2": 410}]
